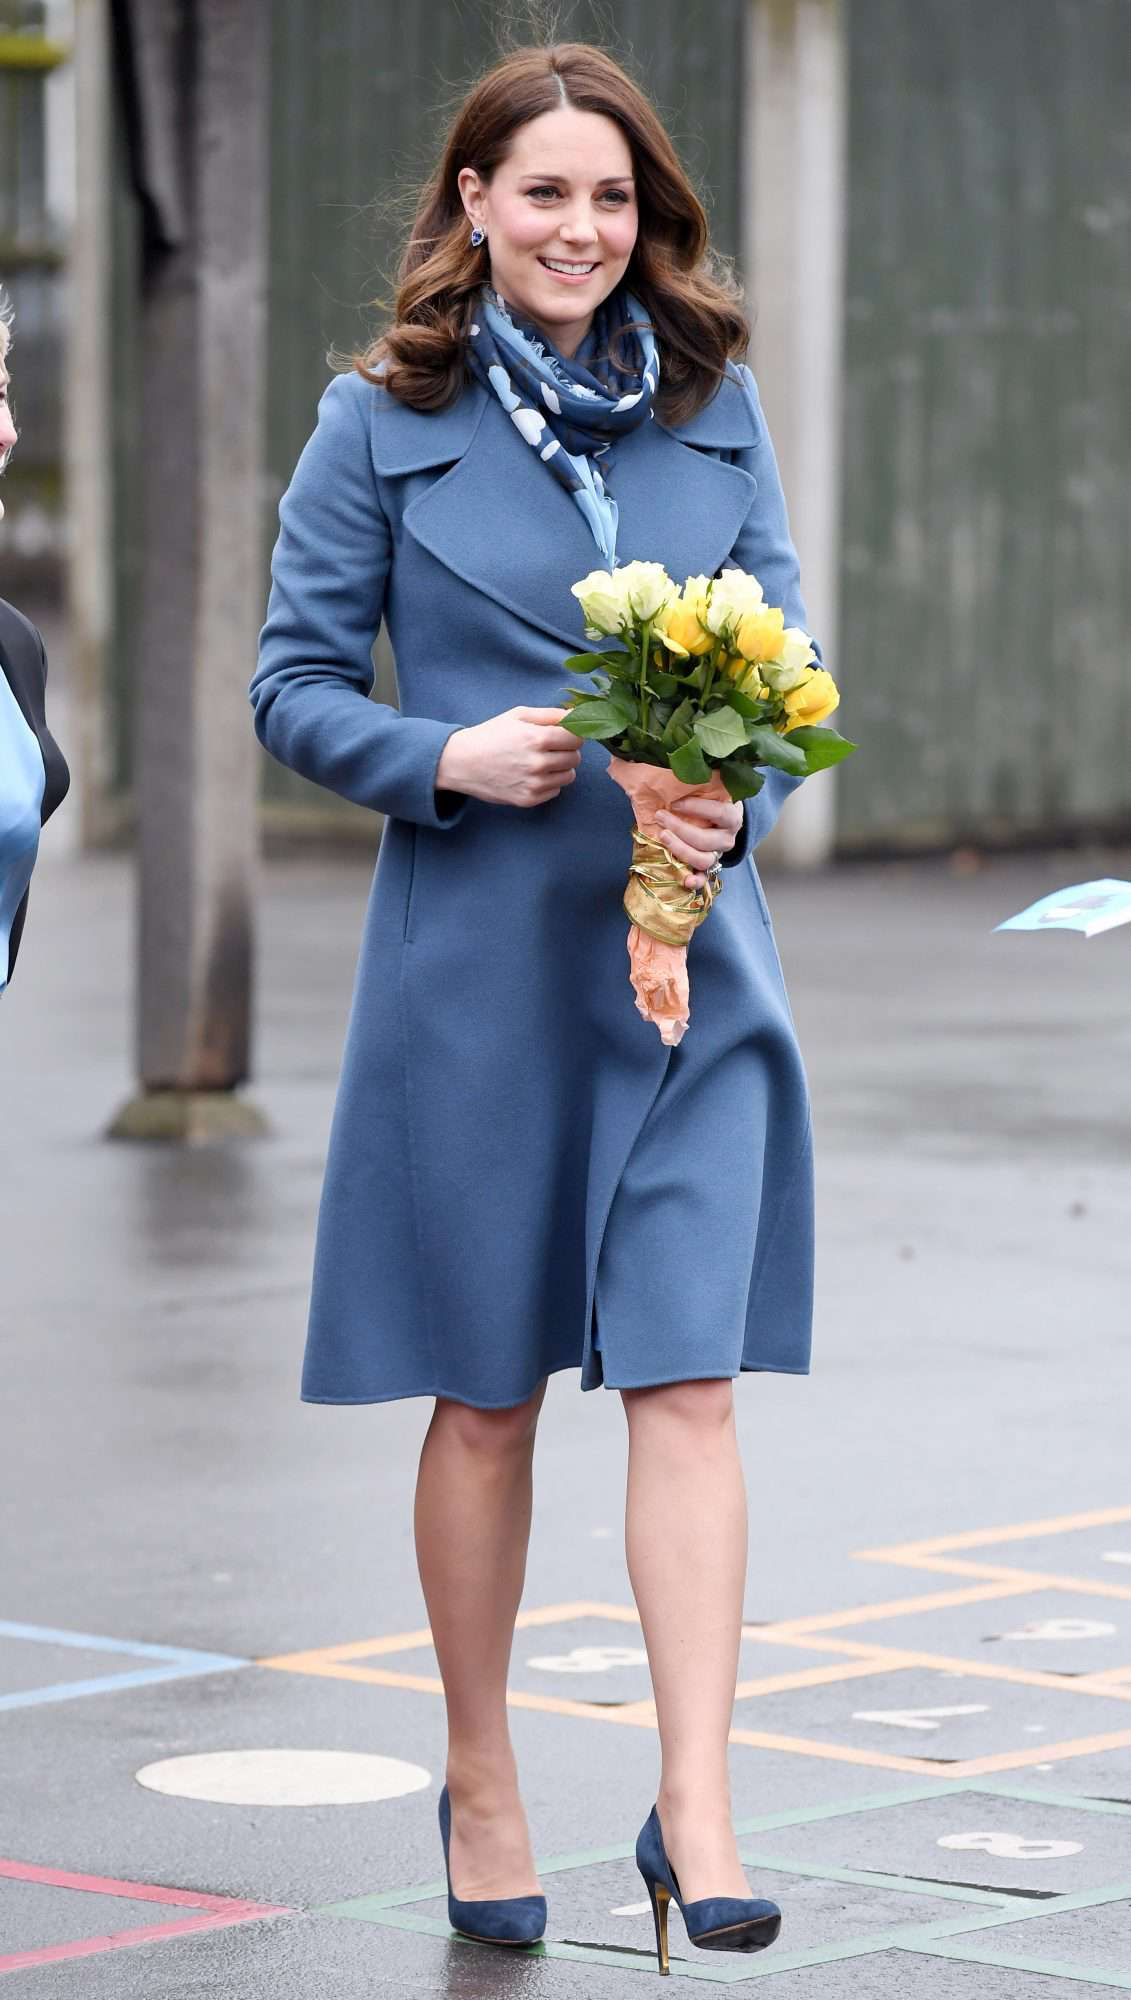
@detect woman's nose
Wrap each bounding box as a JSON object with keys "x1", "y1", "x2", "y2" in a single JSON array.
[{"x1": 559, "y1": 211, "x2": 599, "y2": 246}]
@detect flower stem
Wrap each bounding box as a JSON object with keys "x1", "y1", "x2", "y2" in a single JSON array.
[{"x1": 639, "y1": 618, "x2": 652, "y2": 733}]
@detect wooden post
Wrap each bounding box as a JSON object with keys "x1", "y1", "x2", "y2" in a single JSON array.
[
  {"x1": 67, "y1": 0, "x2": 115, "y2": 851},
  {"x1": 743, "y1": 0, "x2": 847, "y2": 869},
  {"x1": 108, "y1": 0, "x2": 268, "y2": 1140}
]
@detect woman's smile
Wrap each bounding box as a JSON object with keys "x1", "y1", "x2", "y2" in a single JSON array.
[{"x1": 536, "y1": 255, "x2": 600, "y2": 283}]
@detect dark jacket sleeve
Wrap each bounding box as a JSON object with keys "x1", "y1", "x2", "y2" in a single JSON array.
[{"x1": 0, "y1": 598, "x2": 71, "y2": 985}]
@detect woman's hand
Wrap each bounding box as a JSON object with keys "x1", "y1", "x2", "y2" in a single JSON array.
[
  {"x1": 655, "y1": 796, "x2": 744, "y2": 890},
  {"x1": 436, "y1": 706, "x2": 583, "y2": 808}
]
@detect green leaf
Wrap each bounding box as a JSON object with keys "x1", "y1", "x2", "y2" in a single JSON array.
[
  {"x1": 626, "y1": 723, "x2": 663, "y2": 752},
  {"x1": 782, "y1": 725, "x2": 859, "y2": 771},
  {"x1": 649, "y1": 670, "x2": 681, "y2": 699},
  {"x1": 744, "y1": 723, "x2": 809, "y2": 775},
  {"x1": 660, "y1": 697, "x2": 695, "y2": 750},
  {"x1": 561, "y1": 652, "x2": 603, "y2": 675},
  {"x1": 669, "y1": 738, "x2": 712, "y2": 784},
  {"x1": 561, "y1": 698, "x2": 632, "y2": 740},
  {"x1": 721, "y1": 687, "x2": 767, "y2": 720},
  {"x1": 606, "y1": 681, "x2": 640, "y2": 724},
  {"x1": 693, "y1": 706, "x2": 750, "y2": 759},
  {"x1": 719, "y1": 759, "x2": 766, "y2": 803},
  {"x1": 601, "y1": 649, "x2": 638, "y2": 681}
]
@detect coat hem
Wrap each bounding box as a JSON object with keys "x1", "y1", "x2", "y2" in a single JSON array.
[{"x1": 300, "y1": 1354, "x2": 810, "y2": 1408}]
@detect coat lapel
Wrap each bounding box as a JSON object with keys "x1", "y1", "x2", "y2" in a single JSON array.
[{"x1": 394, "y1": 368, "x2": 761, "y2": 650}]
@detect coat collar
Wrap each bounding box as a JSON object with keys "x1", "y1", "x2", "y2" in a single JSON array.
[
  {"x1": 369, "y1": 360, "x2": 759, "y2": 472},
  {"x1": 368, "y1": 363, "x2": 761, "y2": 649}
]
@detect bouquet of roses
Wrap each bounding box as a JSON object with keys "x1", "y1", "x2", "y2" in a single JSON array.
[{"x1": 560, "y1": 560, "x2": 854, "y2": 1045}]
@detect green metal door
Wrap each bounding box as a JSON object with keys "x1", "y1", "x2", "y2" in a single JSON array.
[{"x1": 837, "y1": 0, "x2": 1131, "y2": 849}]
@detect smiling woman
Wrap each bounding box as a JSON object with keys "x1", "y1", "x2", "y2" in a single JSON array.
[
  {"x1": 360, "y1": 41, "x2": 747, "y2": 425},
  {"x1": 252, "y1": 35, "x2": 821, "y2": 1972}
]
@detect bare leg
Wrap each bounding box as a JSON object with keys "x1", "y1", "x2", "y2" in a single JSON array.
[
  {"x1": 414, "y1": 1384, "x2": 547, "y2": 1900},
  {"x1": 621, "y1": 1378, "x2": 753, "y2": 1903}
]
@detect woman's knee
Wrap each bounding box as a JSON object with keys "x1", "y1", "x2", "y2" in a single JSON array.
[
  {"x1": 434, "y1": 1381, "x2": 546, "y2": 1456},
  {"x1": 622, "y1": 1376, "x2": 735, "y2": 1437}
]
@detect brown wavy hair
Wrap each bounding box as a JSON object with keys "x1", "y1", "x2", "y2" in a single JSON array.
[{"x1": 353, "y1": 40, "x2": 750, "y2": 428}]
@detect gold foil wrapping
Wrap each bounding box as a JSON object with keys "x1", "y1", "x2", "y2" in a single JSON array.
[{"x1": 622, "y1": 828, "x2": 723, "y2": 947}]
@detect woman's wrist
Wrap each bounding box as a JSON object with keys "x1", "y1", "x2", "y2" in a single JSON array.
[{"x1": 436, "y1": 726, "x2": 471, "y2": 796}]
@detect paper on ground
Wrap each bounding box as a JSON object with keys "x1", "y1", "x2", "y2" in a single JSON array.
[{"x1": 995, "y1": 879, "x2": 1131, "y2": 938}]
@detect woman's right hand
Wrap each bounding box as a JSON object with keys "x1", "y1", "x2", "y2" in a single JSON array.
[{"x1": 435, "y1": 706, "x2": 583, "y2": 808}]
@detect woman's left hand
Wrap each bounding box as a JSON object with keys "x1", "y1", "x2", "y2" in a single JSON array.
[{"x1": 655, "y1": 797, "x2": 744, "y2": 890}]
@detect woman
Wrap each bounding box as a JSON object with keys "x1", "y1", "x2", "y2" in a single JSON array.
[
  {"x1": 252, "y1": 41, "x2": 818, "y2": 1973},
  {"x1": 0, "y1": 292, "x2": 70, "y2": 993}
]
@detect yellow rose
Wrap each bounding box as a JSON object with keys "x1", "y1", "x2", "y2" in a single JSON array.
[
  {"x1": 656, "y1": 587, "x2": 713, "y2": 656},
  {"x1": 781, "y1": 668, "x2": 840, "y2": 733},
  {"x1": 734, "y1": 605, "x2": 786, "y2": 663}
]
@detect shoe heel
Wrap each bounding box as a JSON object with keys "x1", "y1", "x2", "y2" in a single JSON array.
[{"x1": 647, "y1": 1880, "x2": 672, "y2": 1976}]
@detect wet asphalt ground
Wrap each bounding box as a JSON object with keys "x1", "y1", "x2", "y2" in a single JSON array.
[{"x1": 2, "y1": 743, "x2": 1131, "y2": 1994}]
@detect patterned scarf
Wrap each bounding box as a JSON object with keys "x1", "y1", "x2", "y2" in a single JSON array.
[{"x1": 464, "y1": 282, "x2": 660, "y2": 567}]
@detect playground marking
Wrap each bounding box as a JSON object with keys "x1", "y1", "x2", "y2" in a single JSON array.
[
  {"x1": 135, "y1": 1748, "x2": 431, "y2": 1806},
  {"x1": 261, "y1": 1594, "x2": 1131, "y2": 1774},
  {"x1": 318, "y1": 1780, "x2": 1131, "y2": 1984},
  {"x1": 0, "y1": 1859, "x2": 289, "y2": 1977},
  {"x1": 0, "y1": 1620, "x2": 248, "y2": 1713}
]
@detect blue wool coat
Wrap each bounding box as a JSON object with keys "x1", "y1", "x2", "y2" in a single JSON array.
[{"x1": 251, "y1": 357, "x2": 816, "y2": 1407}]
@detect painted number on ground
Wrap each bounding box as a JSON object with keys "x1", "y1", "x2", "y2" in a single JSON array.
[
  {"x1": 999, "y1": 1618, "x2": 1116, "y2": 1642},
  {"x1": 938, "y1": 1832, "x2": 1082, "y2": 1860},
  {"x1": 853, "y1": 1704, "x2": 988, "y2": 1732},
  {"x1": 526, "y1": 1645, "x2": 649, "y2": 1675}
]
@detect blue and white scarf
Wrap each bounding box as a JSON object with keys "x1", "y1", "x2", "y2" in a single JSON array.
[{"x1": 464, "y1": 283, "x2": 660, "y2": 567}]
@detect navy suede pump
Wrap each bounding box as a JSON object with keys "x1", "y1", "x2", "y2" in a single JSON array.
[
  {"x1": 437, "y1": 1785, "x2": 547, "y2": 1947},
  {"x1": 635, "y1": 1804, "x2": 781, "y2": 1974}
]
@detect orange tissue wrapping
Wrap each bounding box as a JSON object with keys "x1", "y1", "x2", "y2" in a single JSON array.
[{"x1": 605, "y1": 755, "x2": 731, "y2": 1047}]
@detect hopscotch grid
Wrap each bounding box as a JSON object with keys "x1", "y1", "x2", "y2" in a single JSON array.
[{"x1": 320, "y1": 1783, "x2": 1131, "y2": 1983}]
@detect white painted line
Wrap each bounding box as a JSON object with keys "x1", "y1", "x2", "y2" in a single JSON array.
[
  {"x1": 135, "y1": 1750, "x2": 431, "y2": 1807},
  {"x1": 853, "y1": 1705, "x2": 989, "y2": 1732},
  {"x1": 999, "y1": 1618, "x2": 1116, "y2": 1641}
]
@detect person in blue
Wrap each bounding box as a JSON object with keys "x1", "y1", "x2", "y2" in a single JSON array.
[
  {"x1": 253, "y1": 42, "x2": 819, "y2": 1969},
  {"x1": 0, "y1": 293, "x2": 70, "y2": 994}
]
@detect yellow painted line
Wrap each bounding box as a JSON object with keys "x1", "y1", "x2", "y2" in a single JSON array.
[
  {"x1": 748, "y1": 1630, "x2": 1131, "y2": 1702},
  {"x1": 952, "y1": 1726, "x2": 1131, "y2": 1778},
  {"x1": 755, "y1": 1578, "x2": 1036, "y2": 1635},
  {"x1": 725, "y1": 1726, "x2": 941, "y2": 1775},
  {"x1": 732, "y1": 1657, "x2": 898, "y2": 1699},
  {"x1": 862, "y1": 1553, "x2": 1131, "y2": 1604},
  {"x1": 1083, "y1": 1665, "x2": 1131, "y2": 1687},
  {"x1": 858, "y1": 1503, "x2": 1131, "y2": 1563},
  {"x1": 258, "y1": 1601, "x2": 642, "y2": 1674}
]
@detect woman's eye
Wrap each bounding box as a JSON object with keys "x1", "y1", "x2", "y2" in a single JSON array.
[{"x1": 527, "y1": 186, "x2": 630, "y2": 205}]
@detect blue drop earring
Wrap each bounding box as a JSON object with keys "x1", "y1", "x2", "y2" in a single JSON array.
[{"x1": 470, "y1": 224, "x2": 485, "y2": 247}]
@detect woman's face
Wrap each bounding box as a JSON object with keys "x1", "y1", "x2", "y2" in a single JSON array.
[{"x1": 458, "y1": 106, "x2": 638, "y2": 358}]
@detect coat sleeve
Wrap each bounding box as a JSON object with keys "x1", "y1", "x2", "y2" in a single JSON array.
[
  {"x1": 719, "y1": 361, "x2": 823, "y2": 868},
  {"x1": 250, "y1": 372, "x2": 470, "y2": 830}
]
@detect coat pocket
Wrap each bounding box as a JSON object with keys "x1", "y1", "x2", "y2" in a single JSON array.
[{"x1": 369, "y1": 818, "x2": 418, "y2": 941}]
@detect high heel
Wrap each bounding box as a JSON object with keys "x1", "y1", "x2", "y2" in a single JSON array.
[
  {"x1": 437, "y1": 1784, "x2": 547, "y2": 1947},
  {"x1": 635, "y1": 1803, "x2": 781, "y2": 1975}
]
